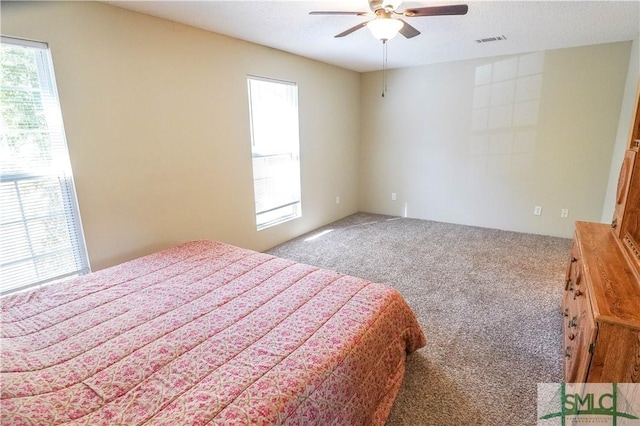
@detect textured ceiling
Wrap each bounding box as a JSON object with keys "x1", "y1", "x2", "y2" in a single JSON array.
[{"x1": 106, "y1": 1, "x2": 640, "y2": 72}]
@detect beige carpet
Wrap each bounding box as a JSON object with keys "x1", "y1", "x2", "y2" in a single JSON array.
[{"x1": 267, "y1": 212, "x2": 571, "y2": 425}]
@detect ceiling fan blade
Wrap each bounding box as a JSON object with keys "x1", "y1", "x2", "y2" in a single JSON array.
[
  {"x1": 309, "y1": 11, "x2": 368, "y2": 16},
  {"x1": 398, "y1": 19, "x2": 421, "y2": 38},
  {"x1": 403, "y1": 4, "x2": 468, "y2": 17},
  {"x1": 335, "y1": 22, "x2": 368, "y2": 38}
]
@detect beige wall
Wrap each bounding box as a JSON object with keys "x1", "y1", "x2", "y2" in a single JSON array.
[
  {"x1": 602, "y1": 36, "x2": 639, "y2": 222},
  {"x1": 2, "y1": 1, "x2": 635, "y2": 271},
  {"x1": 359, "y1": 42, "x2": 631, "y2": 238},
  {"x1": 1, "y1": 1, "x2": 361, "y2": 270}
]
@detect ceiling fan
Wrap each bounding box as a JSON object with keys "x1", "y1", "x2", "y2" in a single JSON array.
[{"x1": 310, "y1": 0, "x2": 468, "y2": 41}]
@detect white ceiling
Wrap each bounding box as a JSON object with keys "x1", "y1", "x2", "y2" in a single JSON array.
[{"x1": 106, "y1": 1, "x2": 640, "y2": 72}]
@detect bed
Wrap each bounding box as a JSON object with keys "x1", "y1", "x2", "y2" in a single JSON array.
[{"x1": 1, "y1": 240, "x2": 426, "y2": 425}]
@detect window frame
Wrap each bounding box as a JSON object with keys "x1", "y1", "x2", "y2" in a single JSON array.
[
  {"x1": 1, "y1": 36, "x2": 90, "y2": 294},
  {"x1": 247, "y1": 75, "x2": 302, "y2": 231}
]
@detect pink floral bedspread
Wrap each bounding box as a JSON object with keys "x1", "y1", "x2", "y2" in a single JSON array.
[{"x1": 1, "y1": 241, "x2": 425, "y2": 425}]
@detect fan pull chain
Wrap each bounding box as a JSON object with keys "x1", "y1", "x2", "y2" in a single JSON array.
[{"x1": 381, "y1": 40, "x2": 388, "y2": 97}]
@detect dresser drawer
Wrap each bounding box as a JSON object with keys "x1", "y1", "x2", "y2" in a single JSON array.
[
  {"x1": 562, "y1": 238, "x2": 597, "y2": 383},
  {"x1": 562, "y1": 238, "x2": 585, "y2": 317},
  {"x1": 563, "y1": 293, "x2": 596, "y2": 383},
  {"x1": 562, "y1": 277, "x2": 596, "y2": 383},
  {"x1": 564, "y1": 238, "x2": 581, "y2": 291}
]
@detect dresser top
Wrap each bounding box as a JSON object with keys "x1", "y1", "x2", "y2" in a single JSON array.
[{"x1": 576, "y1": 221, "x2": 640, "y2": 329}]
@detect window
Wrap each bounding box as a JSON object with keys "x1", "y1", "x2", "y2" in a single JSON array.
[
  {"x1": 1, "y1": 36, "x2": 89, "y2": 294},
  {"x1": 247, "y1": 76, "x2": 301, "y2": 230}
]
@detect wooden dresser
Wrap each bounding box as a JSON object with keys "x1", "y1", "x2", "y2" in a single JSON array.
[{"x1": 562, "y1": 91, "x2": 640, "y2": 383}]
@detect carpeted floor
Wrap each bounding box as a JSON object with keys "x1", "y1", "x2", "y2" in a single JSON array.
[{"x1": 266, "y1": 212, "x2": 572, "y2": 425}]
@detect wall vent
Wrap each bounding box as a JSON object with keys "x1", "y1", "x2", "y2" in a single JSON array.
[{"x1": 475, "y1": 35, "x2": 507, "y2": 44}]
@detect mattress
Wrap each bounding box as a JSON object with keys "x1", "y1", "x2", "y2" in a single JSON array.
[{"x1": 1, "y1": 240, "x2": 426, "y2": 425}]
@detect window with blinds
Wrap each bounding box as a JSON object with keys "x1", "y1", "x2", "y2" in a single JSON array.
[
  {"x1": 1, "y1": 36, "x2": 89, "y2": 294},
  {"x1": 247, "y1": 76, "x2": 301, "y2": 230}
]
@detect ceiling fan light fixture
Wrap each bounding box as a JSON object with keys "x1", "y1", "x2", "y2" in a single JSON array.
[{"x1": 367, "y1": 18, "x2": 404, "y2": 41}]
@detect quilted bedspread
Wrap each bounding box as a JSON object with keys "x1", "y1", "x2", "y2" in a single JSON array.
[{"x1": 1, "y1": 240, "x2": 426, "y2": 425}]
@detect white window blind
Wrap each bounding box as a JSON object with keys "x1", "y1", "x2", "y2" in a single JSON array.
[
  {"x1": 247, "y1": 76, "x2": 301, "y2": 230},
  {"x1": 1, "y1": 36, "x2": 89, "y2": 294}
]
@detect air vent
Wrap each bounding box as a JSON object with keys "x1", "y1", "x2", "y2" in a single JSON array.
[{"x1": 475, "y1": 35, "x2": 507, "y2": 44}]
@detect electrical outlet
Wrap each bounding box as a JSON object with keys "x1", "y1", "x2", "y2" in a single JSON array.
[
  {"x1": 561, "y1": 208, "x2": 569, "y2": 218},
  {"x1": 336, "y1": 196, "x2": 340, "y2": 205},
  {"x1": 534, "y1": 206, "x2": 542, "y2": 216},
  {"x1": 391, "y1": 193, "x2": 397, "y2": 201}
]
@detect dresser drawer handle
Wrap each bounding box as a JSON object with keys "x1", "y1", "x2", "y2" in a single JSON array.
[
  {"x1": 573, "y1": 290, "x2": 583, "y2": 299},
  {"x1": 568, "y1": 333, "x2": 575, "y2": 340},
  {"x1": 563, "y1": 308, "x2": 569, "y2": 317},
  {"x1": 565, "y1": 347, "x2": 572, "y2": 358},
  {"x1": 571, "y1": 256, "x2": 578, "y2": 263},
  {"x1": 568, "y1": 316, "x2": 578, "y2": 328}
]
